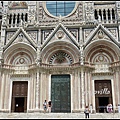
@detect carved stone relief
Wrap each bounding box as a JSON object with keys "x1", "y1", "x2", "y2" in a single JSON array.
[
  {"x1": 56, "y1": 30, "x2": 65, "y2": 40},
  {"x1": 68, "y1": 28, "x2": 79, "y2": 41},
  {"x1": 108, "y1": 28, "x2": 118, "y2": 40},
  {"x1": 8, "y1": 9, "x2": 28, "y2": 14},
  {"x1": 12, "y1": 33, "x2": 29, "y2": 45},
  {"x1": 84, "y1": 2, "x2": 94, "y2": 22},
  {"x1": 28, "y1": 6, "x2": 36, "y2": 25},
  {"x1": 27, "y1": 31, "x2": 37, "y2": 44},
  {"x1": 9, "y1": 1, "x2": 27, "y2": 8},
  {"x1": 6, "y1": 32, "x2": 15, "y2": 44},
  {"x1": 42, "y1": 30, "x2": 53, "y2": 42},
  {"x1": 49, "y1": 51, "x2": 73, "y2": 65},
  {"x1": 77, "y1": 2, "x2": 83, "y2": 20},
  {"x1": 98, "y1": 30, "x2": 104, "y2": 39},
  {"x1": 94, "y1": 54, "x2": 110, "y2": 73},
  {"x1": 116, "y1": 2, "x2": 120, "y2": 20},
  {"x1": 84, "y1": 29, "x2": 93, "y2": 42}
]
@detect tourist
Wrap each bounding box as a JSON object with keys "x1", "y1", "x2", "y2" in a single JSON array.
[
  {"x1": 118, "y1": 104, "x2": 120, "y2": 113},
  {"x1": 90, "y1": 104, "x2": 92, "y2": 114},
  {"x1": 48, "y1": 100, "x2": 52, "y2": 113},
  {"x1": 107, "y1": 104, "x2": 113, "y2": 113},
  {"x1": 84, "y1": 106, "x2": 90, "y2": 118},
  {"x1": 43, "y1": 100, "x2": 47, "y2": 113}
]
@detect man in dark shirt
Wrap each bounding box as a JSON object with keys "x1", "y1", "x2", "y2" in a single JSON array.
[{"x1": 48, "y1": 100, "x2": 52, "y2": 113}]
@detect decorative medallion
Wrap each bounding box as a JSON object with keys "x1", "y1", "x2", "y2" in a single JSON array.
[
  {"x1": 19, "y1": 58, "x2": 25, "y2": 64},
  {"x1": 98, "y1": 30, "x2": 104, "y2": 39},
  {"x1": 56, "y1": 52, "x2": 65, "y2": 63},
  {"x1": 56, "y1": 30, "x2": 64, "y2": 39},
  {"x1": 98, "y1": 55, "x2": 104, "y2": 62}
]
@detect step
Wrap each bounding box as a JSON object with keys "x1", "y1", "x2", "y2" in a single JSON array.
[{"x1": 0, "y1": 113, "x2": 119, "y2": 119}]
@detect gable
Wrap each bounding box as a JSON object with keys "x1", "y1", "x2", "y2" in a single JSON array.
[
  {"x1": 84, "y1": 24, "x2": 120, "y2": 47},
  {"x1": 41, "y1": 23, "x2": 79, "y2": 49},
  {"x1": 4, "y1": 28, "x2": 37, "y2": 51}
]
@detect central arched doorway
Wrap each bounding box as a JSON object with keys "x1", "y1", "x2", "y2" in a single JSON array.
[{"x1": 51, "y1": 74, "x2": 71, "y2": 113}]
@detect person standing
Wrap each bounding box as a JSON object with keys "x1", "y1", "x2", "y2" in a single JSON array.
[
  {"x1": 107, "y1": 103, "x2": 113, "y2": 113},
  {"x1": 84, "y1": 106, "x2": 90, "y2": 119},
  {"x1": 109, "y1": 104, "x2": 113, "y2": 113},
  {"x1": 48, "y1": 100, "x2": 52, "y2": 113},
  {"x1": 43, "y1": 100, "x2": 47, "y2": 113},
  {"x1": 90, "y1": 104, "x2": 92, "y2": 114},
  {"x1": 118, "y1": 104, "x2": 120, "y2": 113}
]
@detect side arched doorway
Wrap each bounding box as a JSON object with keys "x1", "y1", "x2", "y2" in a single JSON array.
[
  {"x1": 95, "y1": 80, "x2": 113, "y2": 113},
  {"x1": 11, "y1": 81, "x2": 28, "y2": 112}
]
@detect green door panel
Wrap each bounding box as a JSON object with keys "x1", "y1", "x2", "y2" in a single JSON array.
[{"x1": 51, "y1": 75, "x2": 71, "y2": 112}]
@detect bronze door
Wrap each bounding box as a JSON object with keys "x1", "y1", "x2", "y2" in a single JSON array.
[
  {"x1": 95, "y1": 80, "x2": 112, "y2": 113},
  {"x1": 51, "y1": 75, "x2": 71, "y2": 113},
  {"x1": 11, "y1": 81, "x2": 28, "y2": 112}
]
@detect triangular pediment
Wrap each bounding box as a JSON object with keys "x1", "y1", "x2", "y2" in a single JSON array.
[
  {"x1": 84, "y1": 24, "x2": 120, "y2": 47},
  {"x1": 4, "y1": 27, "x2": 37, "y2": 51},
  {"x1": 41, "y1": 23, "x2": 79, "y2": 49}
]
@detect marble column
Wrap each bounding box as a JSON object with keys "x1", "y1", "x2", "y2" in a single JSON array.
[
  {"x1": 78, "y1": 71, "x2": 81, "y2": 110},
  {"x1": 92, "y1": 79, "x2": 96, "y2": 113},
  {"x1": 84, "y1": 70, "x2": 88, "y2": 106},
  {"x1": 118, "y1": 24, "x2": 120, "y2": 41},
  {"x1": 0, "y1": 73, "x2": 5, "y2": 109},
  {"x1": 35, "y1": 69, "x2": 40, "y2": 110},
  {"x1": 111, "y1": 78, "x2": 115, "y2": 113},
  {"x1": 81, "y1": 68, "x2": 85, "y2": 110}
]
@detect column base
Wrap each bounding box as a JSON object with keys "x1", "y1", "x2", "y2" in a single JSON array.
[
  {"x1": 27, "y1": 109, "x2": 43, "y2": 113},
  {"x1": 72, "y1": 110, "x2": 81, "y2": 113},
  {"x1": 0, "y1": 109, "x2": 9, "y2": 113}
]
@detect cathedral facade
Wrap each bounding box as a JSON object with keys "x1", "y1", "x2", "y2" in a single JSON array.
[{"x1": 0, "y1": 1, "x2": 120, "y2": 113}]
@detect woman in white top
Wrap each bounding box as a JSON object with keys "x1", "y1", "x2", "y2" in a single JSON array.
[
  {"x1": 118, "y1": 104, "x2": 120, "y2": 113},
  {"x1": 43, "y1": 100, "x2": 47, "y2": 113},
  {"x1": 90, "y1": 104, "x2": 92, "y2": 114}
]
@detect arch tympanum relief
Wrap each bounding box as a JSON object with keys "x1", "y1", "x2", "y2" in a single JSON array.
[
  {"x1": 49, "y1": 50, "x2": 73, "y2": 65},
  {"x1": 4, "y1": 43, "x2": 36, "y2": 65},
  {"x1": 85, "y1": 42, "x2": 119, "y2": 73},
  {"x1": 41, "y1": 42, "x2": 79, "y2": 65}
]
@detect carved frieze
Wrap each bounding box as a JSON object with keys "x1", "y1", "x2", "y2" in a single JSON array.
[
  {"x1": 9, "y1": 1, "x2": 28, "y2": 9},
  {"x1": 8, "y1": 9, "x2": 28, "y2": 14},
  {"x1": 115, "y1": 2, "x2": 120, "y2": 20},
  {"x1": 84, "y1": 2, "x2": 95, "y2": 22},
  {"x1": 28, "y1": 7, "x2": 36, "y2": 25}
]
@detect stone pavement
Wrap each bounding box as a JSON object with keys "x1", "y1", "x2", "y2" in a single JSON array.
[{"x1": 0, "y1": 113, "x2": 120, "y2": 119}]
